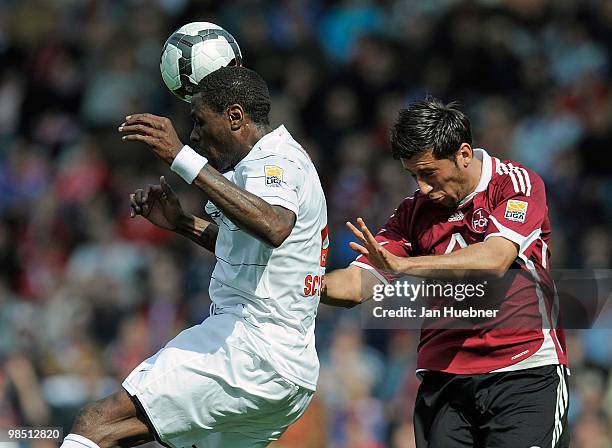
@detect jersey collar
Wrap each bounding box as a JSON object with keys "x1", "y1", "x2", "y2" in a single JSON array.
[
  {"x1": 232, "y1": 125, "x2": 290, "y2": 169},
  {"x1": 247, "y1": 125, "x2": 289, "y2": 156},
  {"x1": 458, "y1": 148, "x2": 492, "y2": 208}
]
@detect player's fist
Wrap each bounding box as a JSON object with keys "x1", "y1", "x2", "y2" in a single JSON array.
[{"x1": 130, "y1": 176, "x2": 184, "y2": 231}]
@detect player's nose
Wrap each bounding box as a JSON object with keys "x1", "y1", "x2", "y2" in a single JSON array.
[{"x1": 417, "y1": 179, "x2": 433, "y2": 195}]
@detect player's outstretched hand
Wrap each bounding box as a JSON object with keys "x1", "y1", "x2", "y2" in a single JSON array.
[
  {"x1": 347, "y1": 217, "x2": 402, "y2": 274},
  {"x1": 130, "y1": 176, "x2": 185, "y2": 231},
  {"x1": 119, "y1": 113, "x2": 183, "y2": 164}
]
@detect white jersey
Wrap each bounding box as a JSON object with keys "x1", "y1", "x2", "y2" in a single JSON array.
[{"x1": 204, "y1": 125, "x2": 328, "y2": 391}]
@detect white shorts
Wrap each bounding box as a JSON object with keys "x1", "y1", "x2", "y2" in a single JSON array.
[{"x1": 122, "y1": 313, "x2": 313, "y2": 448}]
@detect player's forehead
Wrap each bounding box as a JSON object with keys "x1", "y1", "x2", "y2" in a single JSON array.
[
  {"x1": 190, "y1": 94, "x2": 204, "y2": 112},
  {"x1": 400, "y1": 149, "x2": 446, "y2": 172},
  {"x1": 190, "y1": 94, "x2": 215, "y2": 118}
]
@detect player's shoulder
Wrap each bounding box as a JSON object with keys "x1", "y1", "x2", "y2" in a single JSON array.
[
  {"x1": 241, "y1": 129, "x2": 311, "y2": 173},
  {"x1": 489, "y1": 156, "x2": 544, "y2": 196},
  {"x1": 393, "y1": 191, "x2": 425, "y2": 216}
]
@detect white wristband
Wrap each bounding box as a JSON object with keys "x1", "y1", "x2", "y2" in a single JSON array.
[{"x1": 171, "y1": 145, "x2": 208, "y2": 184}]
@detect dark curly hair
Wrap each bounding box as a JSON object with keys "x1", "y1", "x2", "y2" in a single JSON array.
[
  {"x1": 195, "y1": 66, "x2": 271, "y2": 125},
  {"x1": 390, "y1": 97, "x2": 472, "y2": 160}
]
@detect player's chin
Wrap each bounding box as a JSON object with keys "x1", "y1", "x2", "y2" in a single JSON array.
[
  {"x1": 434, "y1": 196, "x2": 457, "y2": 208},
  {"x1": 195, "y1": 146, "x2": 216, "y2": 167}
]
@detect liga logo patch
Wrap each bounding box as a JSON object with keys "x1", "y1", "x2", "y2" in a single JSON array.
[
  {"x1": 265, "y1": 165, "x2": 283, "y2": 186},
  {"x1": 504, "y1": 199, "x2": 528, "y2": 222}
]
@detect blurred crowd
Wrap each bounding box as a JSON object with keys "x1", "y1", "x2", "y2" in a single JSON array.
[{"x1": 1, "y1": 0, "x2": 611, "y2": 447}]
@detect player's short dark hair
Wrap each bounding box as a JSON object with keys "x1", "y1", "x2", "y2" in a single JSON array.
[
  {"x1": 195, "y1": 66, "x2": 271, "y2": 125},
  {"x1": 390, "y1": 97, "x2": 472, "y2": 160}
]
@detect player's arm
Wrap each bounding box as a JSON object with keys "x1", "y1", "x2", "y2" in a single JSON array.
[
  {"x1": 320, "y1": 266, "x2": 382, "y2": 308},
  {"x1": 174, "y1": 213, "x2": 218, "y2": 253},
  {"x1": 397, "y1": 237, "x2": 518, "y2": 277},
  {"x1": 322, "y1": 202, "x2": 413, "y2": 307},
  {"x1": 130, "y1": 176, "x2": 218, "y2": 253},
  {"x1": 191, "y1": 166, "x2": 295, "y2": 248},
  {"x1": 347, "y1": 218, "x2": 517, "y2": 279},
  {"x1": 120, "y1": 114, "x2": 295, "y2": 248}
]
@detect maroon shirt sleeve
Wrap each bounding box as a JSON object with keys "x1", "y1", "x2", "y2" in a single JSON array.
[
  {"x1": 350, "y1": 197, "x2": 413, "y2": 283},
  {"x1": 484, "y1": 165, "x2": 547, "y2": 260}
]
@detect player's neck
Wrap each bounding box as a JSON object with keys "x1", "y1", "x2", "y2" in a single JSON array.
[
  {"x1": 464, "y1": 156, "x2": 483, "y2": 198},
  {"x1": 239, "y1": 123, "x2": 272, "y2": 153},
  {"x1": 231, "y1": 124, "x2": 273, "y2": 168},
  {"x1": 249, "y1": 123, "x2": 272, "y2": 145}
]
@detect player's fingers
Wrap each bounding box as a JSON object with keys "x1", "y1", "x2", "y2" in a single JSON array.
[
  {"x1": 348, "y1": 241, "x2": 369, "y2": 256},
  {"x1": 160, "y1": 176, "x2": 175, "y2": 197},
  {"x1": 118, "y1": 124, "x2": 163, "y2": 137},
  {"x1": 346, "y1": 221, "x2": 367, "y2": 243},
  {"x1": 135, "y1": 189, "x2": 145, "y2": 207},
  {"x1": 129, "y1": 193, "x2": 138, "y2": 217},
  {"x1": 125, "y1": 113, "x2": 165, "y2": 129},
  {"x1": 357, "y1": 217, "x2": 378, "y2": 246},
  {"x1": 122, "y1": 134, "x2": 155, "y2": 145},
  {"x1": 143, "y1": 185, "x2": 154, "y2": 204},
  {"x1": 124, "y1": 113, "x2": 154, "y2": 125},
  {"x1": 356, "y1": 218, "x2": 383, "y2": 255}
]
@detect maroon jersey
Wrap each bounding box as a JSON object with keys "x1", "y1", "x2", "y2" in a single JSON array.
[{"x1": 352, "y1": 149, "x2": 567, "y2": 374}]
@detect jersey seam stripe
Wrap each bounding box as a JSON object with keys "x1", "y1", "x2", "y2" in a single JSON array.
[
  {"x1": 508, "y1": 163, "x2": 526, "y2": 194},
  {"x1": 210, "y1": 276, "x2": 255, "y2": 295},
  {"x1": 508, "y1": 167, "x2": 520, "y2": 193},
  {"x1": 215, "y1": 256, "x2": 268, "y2": 267},
  {"x1": 517, "y1": 260, "x2": 561, "y2": 369},
  {"x1": 248, "y1": 178, "x2": 294, "y2": 189},
  {"x1": 219, "y1": 217, "x2": 240, "y2": 231},
  {"x1": 520, "y1": 167, "x2": 532, "y2": 196},
  {"x1": 487, "y1": 216, "x2": 541, "y2": 254},
  {"x1": 541, "y1": 238, "x2": 548, "y2": 269},
  {"x1": 517, "y1": 255, "x2": 557, "y2": 354},
  {"x1": 499, "y1": 162, "x2": 520, "y2": 193},
  {"x1": 551, "y1": 284, "x2": 560, "y2": 329},
  {"x1": 515, "y1": 165, "x2": 527, "y2": 194},
  {"x1": 259, "y1": 194, "x2": 296, "y2": 200}
]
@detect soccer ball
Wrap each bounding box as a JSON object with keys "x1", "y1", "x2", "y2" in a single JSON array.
[{"x1": 160, "y1": 22, "x2": 242, "y2": 103}]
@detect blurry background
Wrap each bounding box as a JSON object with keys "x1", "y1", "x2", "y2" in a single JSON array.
[{"x1": 0, "y1": 0, "x2": 611, "y2": 447}]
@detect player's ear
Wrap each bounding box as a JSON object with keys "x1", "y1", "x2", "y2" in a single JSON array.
[
  {"x1": 227, "y1": 104, "x2": 244, "y2": 131},
  {"x1": 457, "y1": 143, "x2": 473, "y2": 168}
]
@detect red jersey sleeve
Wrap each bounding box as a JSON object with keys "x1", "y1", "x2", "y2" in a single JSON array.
[
  {"x1": 350, "y1": 197, "x2": 413, "y2": 284},
  {"x1": 484, "y1": 165, "x2": 547, "y2": 259}
]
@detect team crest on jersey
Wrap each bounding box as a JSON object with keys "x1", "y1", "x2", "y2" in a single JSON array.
[
  {"x1": 471, "y1": 208, "x2": 489, "y2": 233},
  {"x1": 504, "y1": 199, "x2": 528, "y2": 222},
  {"x1": 265, "y1": 165, "x2": 283, "y2": 186}
]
